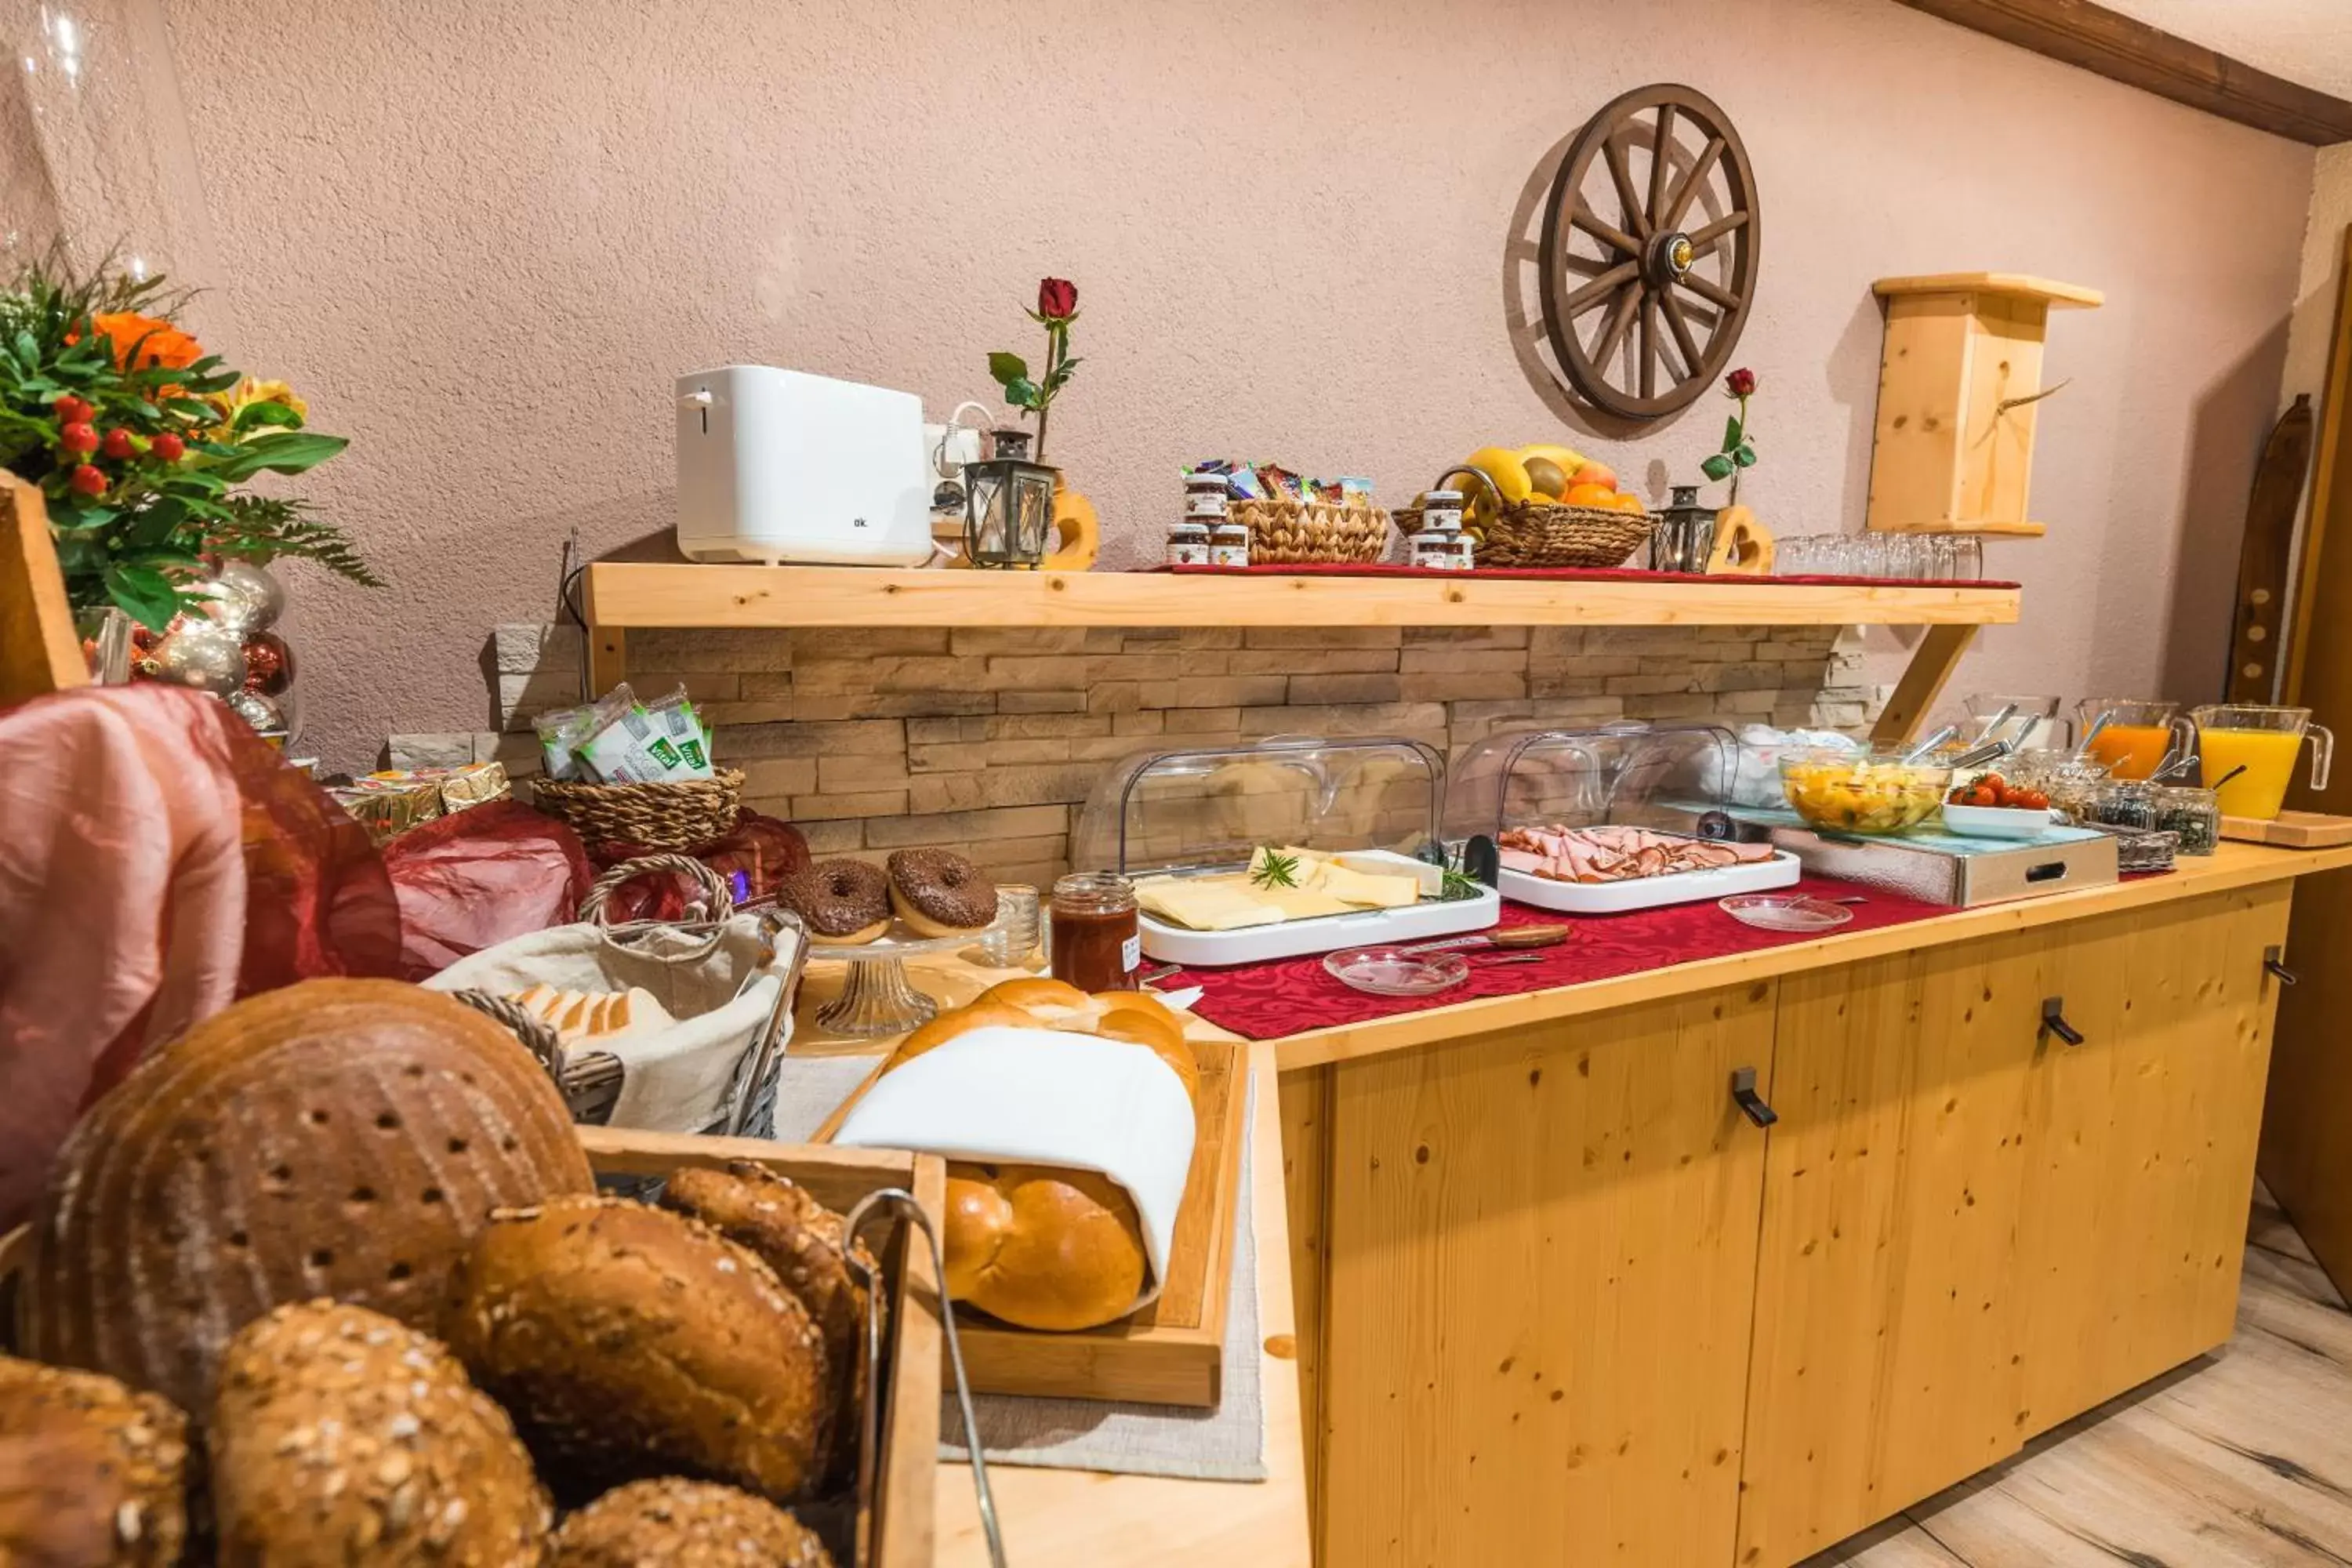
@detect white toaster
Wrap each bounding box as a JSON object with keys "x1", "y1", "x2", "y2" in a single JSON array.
[{"x1": 674, "y1": 366, "x2": 935, "y2": 565}]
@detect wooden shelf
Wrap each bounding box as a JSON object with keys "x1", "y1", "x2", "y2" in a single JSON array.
[
  {"x1": 1870, "y1": 518, "x2": 2050, "y2": 538},
  {"x1": 581, "y1": 564, "x2": 2021, "y2": 631}
]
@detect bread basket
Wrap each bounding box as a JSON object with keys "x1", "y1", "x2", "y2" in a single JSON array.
[
  {"x1": 531, "y1": 768, "x2": 746, "y2": 852},
  {"x1": 1475, "y1": 500, "x2": 1652, "y2": 568},
  {"x1": 1231, "y1": 496, "x2": 1392, "y2": 565}
]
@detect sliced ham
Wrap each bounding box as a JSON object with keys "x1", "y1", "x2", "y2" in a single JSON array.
[{"x1": 1497, "y1": 823, "x2": 1777, "y2": 884}]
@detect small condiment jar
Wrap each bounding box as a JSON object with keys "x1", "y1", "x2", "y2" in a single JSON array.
[
  {"x1": 2092, "y1": 779, "x2": 2159, "y2": 831},
  {"x1": 1421, "y1": 488, "x2": 1466, "y2": 534},
  {"x1": 1165, "y1": 520, "x2": 1212, "y2": 568},
  {"x1": 1409, "y1": 527, "x2": 1455, "y2": 570},
  {"x1": 2153, "y1": 784, "x2": 2220, "y2": 855},
  {"x1": 1184, "y1": 472, "x2": 1231, "y2": 523},
  {"x1": 1210, "y1": 517, "x2": 1251, "y2": 568},
  {"x1": 1051, "y1": 872, "x2": 1141, "y2": 992}
]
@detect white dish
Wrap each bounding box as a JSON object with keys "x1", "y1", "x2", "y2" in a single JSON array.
[
  {"x1": 1134, "y1": 848, "x2": 1499, "y2": 966},
  {"x1": 1500, "y1": 847, "x2": 1802, "y2": 914},
  {"x1": 1940, "y1": 802, "x2": 2059, "y2": 840}
]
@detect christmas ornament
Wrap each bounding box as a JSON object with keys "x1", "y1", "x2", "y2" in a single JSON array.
[
  {"x1": 227, "y1": 688, "x2": 286, "y2": 733},
  {"x1": 141, "y1": 618, "x2": 247, "y2": 695},
  {"x1": 241, "y1": 630, "x2": 294, "y2": 695},
  {"x1": 194, "y1": 558, "x2": 286, "y2": 634}
]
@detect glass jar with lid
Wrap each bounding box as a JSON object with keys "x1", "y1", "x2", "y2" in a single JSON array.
[
  {"x1": 1050, "y1": 872, "x2": 1140, "y2": 991},
  {"x1": 2152, "y1": 784, "x2": 2220, "y2": 855}
]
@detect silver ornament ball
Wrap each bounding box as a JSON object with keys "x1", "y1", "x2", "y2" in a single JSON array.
[
  {"x1": 226, "y1": 688, "x2": 286, "y2": 733},
  {"x1": 146, "y1": 619, "x2": 248, "y2": 696},
  {"x1": 196, "y1": 558, "x2": 287, "y2": 634}
]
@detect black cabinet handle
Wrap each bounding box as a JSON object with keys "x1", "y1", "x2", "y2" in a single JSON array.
[
  {"x1": 2041, "y1": 997, "x2": 2085, "y2": 1047},
  {"x1": 1731, "y1": 1066, "x2": 1778, "y2": 1128},
  {"x1": 2265, "y1": 945, "x2": 2299, "y2": 987}
]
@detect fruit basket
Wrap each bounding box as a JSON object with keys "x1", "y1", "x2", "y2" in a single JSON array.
[
  {"x1": 1230, "y1": 496, "x2": 1392, "y2": 565},
  {"x1": 1473, "y1": 499, "x2": 1652, "y2": 568}
]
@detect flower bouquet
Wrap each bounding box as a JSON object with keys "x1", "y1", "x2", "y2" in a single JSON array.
[{"x1": 0, "y1": 250, "x2": 377, "y2": 634}]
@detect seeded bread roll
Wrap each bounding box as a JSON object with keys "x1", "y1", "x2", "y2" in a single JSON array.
[
  {"x1": 658, "y1": 1163, "x2": 874, "y2": 1484},
  {"x1": 209, "y1": 1300, "x2": 550, "y2": 1566},
  {"x1": 442, "y1": 1196, "x2": 828, "y2": 1505},
  {"x1": 550, "y1": 1478, "x2": 834, "y2": 1568},
  {"x1": 0, "y1": 1357, "x2": 187, "y2": 1567},
  {"x1": 21, "y1": 978, "x2": 592, "y2": 1414}
]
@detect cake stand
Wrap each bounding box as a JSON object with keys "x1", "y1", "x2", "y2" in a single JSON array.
[{"x1": 804, "y1": 913, "x2": 1008, "y2": 1038}]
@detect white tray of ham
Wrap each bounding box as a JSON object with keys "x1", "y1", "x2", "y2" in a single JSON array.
[{"x1": 1497, "y1": 824, "x2": 1801, "y2": 914}]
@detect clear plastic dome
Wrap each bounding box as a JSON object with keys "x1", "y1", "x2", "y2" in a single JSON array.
[
  {"x1": 1440, "y1": 722, "x2": 1740, "y2": 844},
  {"x1": 1069, "y1": 735, "x2": 1446, "y2": 876}
]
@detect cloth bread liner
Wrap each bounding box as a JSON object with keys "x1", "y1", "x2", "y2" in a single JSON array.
[
  {"x1": 831, "y1": 1026, "x2": 1198, "y2": 1309},
  {"x1": 423, "y1": 915, "x2": 795, "y2": 1133}
]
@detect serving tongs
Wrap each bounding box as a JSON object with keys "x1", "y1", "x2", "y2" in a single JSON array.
[
  {"x1": 842, "y1": 1189, "x2": 1008, "y2": 1568},
  {"x1": 1944, "y1": 736, "x2": 2018, "y2": 773}
]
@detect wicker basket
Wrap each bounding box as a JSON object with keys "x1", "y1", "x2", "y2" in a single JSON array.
[
  {"x1": 531, "y1": 768, "x2": 746, "y2": 851},
  {"x1": 1232, "y1": 497, "x2": 1393, "y2": 565},
  {"x1": 1473, "y1": 501, "x2": 1652, "y2": 569}
]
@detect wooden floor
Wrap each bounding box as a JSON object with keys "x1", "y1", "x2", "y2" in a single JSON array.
[{"x1": 1807, "y1": 1184, "x2": 2352, "y2": 1567}]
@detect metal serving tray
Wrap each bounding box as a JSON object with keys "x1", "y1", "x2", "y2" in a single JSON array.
[{"x1": 1661, "y1": 803, "x2": 2119, "y2": 908}]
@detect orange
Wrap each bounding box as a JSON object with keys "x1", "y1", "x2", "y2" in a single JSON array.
[
  {"x1": 1610, "y1": 492, "x2": 1647, "y2": 514},
  {"x1": 1570, "y1": 461, "x2": 1618, "y2": 491},
  {"x1": 1563, "y1": 481, "x2": 1617, "y2": 509}
]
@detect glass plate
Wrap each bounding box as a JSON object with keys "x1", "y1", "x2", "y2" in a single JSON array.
[
  {"x1": 1718, "y1": 893, "x2": 1855, "y2": 932},
  {"x1": 1323, "y1": 946, "x2": 1471, "y2": 996}
]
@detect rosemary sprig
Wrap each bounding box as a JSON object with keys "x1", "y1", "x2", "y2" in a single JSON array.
[
  {"x1": 1440, "y1": 866, "x2": 1483, "y2": 902},
  {"x1": 1249, "y1": 848, "x2": 1303, "y2": 890}
]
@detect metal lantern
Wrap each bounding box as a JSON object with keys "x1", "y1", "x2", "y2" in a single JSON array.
[
  {"x1": 962, "y1": 429, "x2": 1058, "y2": 569},
  {"x1": 1650, "y1": 484, "x2": 1717, "y2": 574}
]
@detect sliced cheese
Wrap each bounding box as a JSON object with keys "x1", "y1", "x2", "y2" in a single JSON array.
[
  {"x1": 1334, "y1": 851, "x2": 1443, "y2": 897},
  {"x1": 1318, "y1": 862, "x2": 1421, "y2": 909},
  {"x1": 1254, "y1": 886, "x2": 1356, "y2": 920},
  {"x1": 1136, "y1": 880, "x2": 1287, "y2": 932}
]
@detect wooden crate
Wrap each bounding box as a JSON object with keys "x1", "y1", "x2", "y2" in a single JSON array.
[
  {"x1": 818, "y1": 1033, "x2": 1248, "y2": 1408},
  {"x1": 4, "y1": 1134, "x2": 946, "y2": 1568}
]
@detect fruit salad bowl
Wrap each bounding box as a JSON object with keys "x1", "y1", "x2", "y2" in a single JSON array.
[{"x1": 1778, "y1": 748, "x2": 1951, "y2": 836}]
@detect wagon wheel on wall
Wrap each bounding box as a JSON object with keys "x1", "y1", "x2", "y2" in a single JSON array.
[{"x1": 1537, "y1": 83, "x2": 1761, "y2": 423}]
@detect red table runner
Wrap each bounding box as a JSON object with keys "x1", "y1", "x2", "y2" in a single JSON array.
[
  {"x1": 1160, "y1": 878, "x2": 1954, "y2": 1040},
  {"x1": 1149, "y1": 562, "x2": 2017, "y2": 590}
]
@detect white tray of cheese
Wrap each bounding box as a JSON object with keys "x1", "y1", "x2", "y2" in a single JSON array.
[{"x1": 1132, "y1": 846, "x2": 1500, "y2": 966}]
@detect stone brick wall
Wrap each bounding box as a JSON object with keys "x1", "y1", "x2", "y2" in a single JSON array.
[{"x1": 394, "y1": 623, "x2": 1885, "y2": 887}]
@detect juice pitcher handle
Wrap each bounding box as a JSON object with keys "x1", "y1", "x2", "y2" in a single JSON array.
[
  {"x1": 2310, "y1": 724, "x2": 2335, "y2": 793},
  {"x1": 2169, "y1": 713, "x2": 2199, "y2": 764}
]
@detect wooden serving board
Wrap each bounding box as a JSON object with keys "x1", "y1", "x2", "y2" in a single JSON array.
[
  {"x1": 815, "y1": 1031, "x2": 1247, "y2": 1408},
  {"x1": 2220, "y1": 810, "x2": 2352, "y2": 848}
]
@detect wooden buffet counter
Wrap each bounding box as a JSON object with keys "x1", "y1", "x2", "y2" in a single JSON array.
[{"x1": 1265, "y1": 842, "x2": 2352, "y2": 1567}]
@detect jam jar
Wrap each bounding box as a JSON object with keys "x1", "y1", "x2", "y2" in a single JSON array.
[{"x1": 1050, "y1": 872, "x2": 1141, "y2": 991}]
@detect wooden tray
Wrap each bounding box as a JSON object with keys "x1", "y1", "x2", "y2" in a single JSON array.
[
  {"x1": 816, "y1": 1031, "x2": 1247, "y2": 1408},
  {"x1": 2221, "y1": 810, "x2": 2352, "y2": 848},
  {"x1": 3, "y1": 1134, "x2": 946, "y2": 1568}
]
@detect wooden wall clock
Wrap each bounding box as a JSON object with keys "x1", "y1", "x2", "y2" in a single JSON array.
[{"x1": 1537, "y1": 84, "x2": 1761, "y2": 423}]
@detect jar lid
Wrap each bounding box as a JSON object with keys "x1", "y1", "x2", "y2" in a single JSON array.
[
  {"x1": 1424, "y1": 489, "x2": 1465, "y2": 505},
  {"x1": 1185, "y1": 473, "x2": 1232, "y2": 489},
  {"x1": 1168, "y1": 520, "x2": 1209, "y2": 534}
]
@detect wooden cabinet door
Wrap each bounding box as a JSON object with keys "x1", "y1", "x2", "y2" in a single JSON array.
[
  {"x1": 1735, "y1": 932, "x2": 2048, "y2": 1568},
  {"x1": 1320, "y1": 983, "x2": 1776, "y2": 1568},
  {"x1": 2015, "y1": 884, "x2": 2295, "y2": 1432}
]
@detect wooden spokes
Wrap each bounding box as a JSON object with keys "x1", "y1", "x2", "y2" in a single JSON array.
[{"x1": 1537, "y1": 84, "x2": 1762, "y2": 422}]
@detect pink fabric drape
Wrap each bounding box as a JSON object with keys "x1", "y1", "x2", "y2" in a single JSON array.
[{"x1": 0, "y1": 684, "x2": 400, "y2": 1229}]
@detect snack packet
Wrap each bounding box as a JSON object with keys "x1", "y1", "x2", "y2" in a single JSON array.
[
  {"x1": 535, "y1": 681, "x2": 633, "y2": 782},
  {"x1": 642, "y1": 685, "x2": 714, "y2": 778},
  {"x1": 577, "y1": 702, "x2": 697, "y2": 785}
]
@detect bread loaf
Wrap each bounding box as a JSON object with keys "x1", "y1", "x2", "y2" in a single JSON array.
[
  {"x1": 550, "y1": 1478, "x2": 834, "y2": 1568},
  {"x1": 209, "y1": 1300, "x2": 550, "y2": 1566},
  {"x1": 21, "y1": 979, "x2": 593, "y2": 1414},
  {"x1": 441, "y1": 1196, "x2": 829, "y2": 1504},
  {"x1": 942, "y1": 1163, "x2": 1149, "y2": 1331},
  {"x1": 0, "y1": 1357, "x2": 187, "y2": 1567},
  {"x1": 657, "y1": 1163, "x2": 872, "y2": 1483}
]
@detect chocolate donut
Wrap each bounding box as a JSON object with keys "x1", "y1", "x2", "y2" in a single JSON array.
[
  {"x1": 885, "y1": 849, "x2": 999, "y2": 938},
  {"x1": 779, "y1": 858, "x2": 890, "y2": 944}
]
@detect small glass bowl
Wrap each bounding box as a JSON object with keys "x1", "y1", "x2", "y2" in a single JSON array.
[
  {"x1": 1719, "y1": 893, "x2": 1857, "y2": 932},
  {"x1": 1323, "y1": 946, "x2": 1470, "y2": 996},
  {"x1": 1778, "y1": 748, "x2": 1952, "y2": 836}
]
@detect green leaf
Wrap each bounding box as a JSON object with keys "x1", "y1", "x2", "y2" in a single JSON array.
[
  {"x1": 1722, "y1": 416, "x2": 1743, "y2": 451},
  {"x1": 1002, "y1": 376, "x2": 1040, "y2": 409},
  {"x1": 1733, "y1": 443, "x2": 1758, "y2": 469},
  {"x1": 46, "y1": 500, "x2": 118, "y2": 531},
  {"x1": 1045, "y1": 355, "x2": 1083, "y2": 391},
  {"x1": 11, "y1": 332, "x2": 37, "y2": 368},
  {"x1": 1700, "y1": 453, "x2": 1734, "y2": 482},
  {"x1": 986, "y1": 351, "x2": 1029, "y2": 387},
  {"x1": 103, "y1": 562, "x2": 180, "y2": 631},
  {"x1": 205, "y1": 430, "x2": 348, "y2": 481},
  {"x1": 230, "y1": 400, "x2": 303, "y2": 433}
]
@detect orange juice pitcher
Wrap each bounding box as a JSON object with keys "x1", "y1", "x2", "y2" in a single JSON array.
[
  {"x1": 2074, "y1": 699, "x2": 2192, "y2": 782},
  {"x1": 2191, "y1": 704, "x2": 2334, "y2": 821}
]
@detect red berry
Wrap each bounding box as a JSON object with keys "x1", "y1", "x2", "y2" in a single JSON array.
[
  {"x1": 100, "y1": 427, "x2": 135, "y2": 459},
  {"x1": 53, "y1": 394, "x2": 93, "y2": 425},
  {"x1": 150, "y1": 432, "x2": 185, "y2": 463},
  {"x1": 59, "y1": 421, "x2": 98, "y2": 455},
  {"x1": 68, "y1": 463, "x2": 107, "y2": 497}
]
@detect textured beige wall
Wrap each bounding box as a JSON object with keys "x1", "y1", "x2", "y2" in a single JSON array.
[{"x1": 128, "y1": 0, "x2": 2316, "y2": 768}]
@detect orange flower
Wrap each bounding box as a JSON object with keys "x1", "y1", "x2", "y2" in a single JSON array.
[{"x1": 89, "y1": 310, "x2": 202, "y2": 372}]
